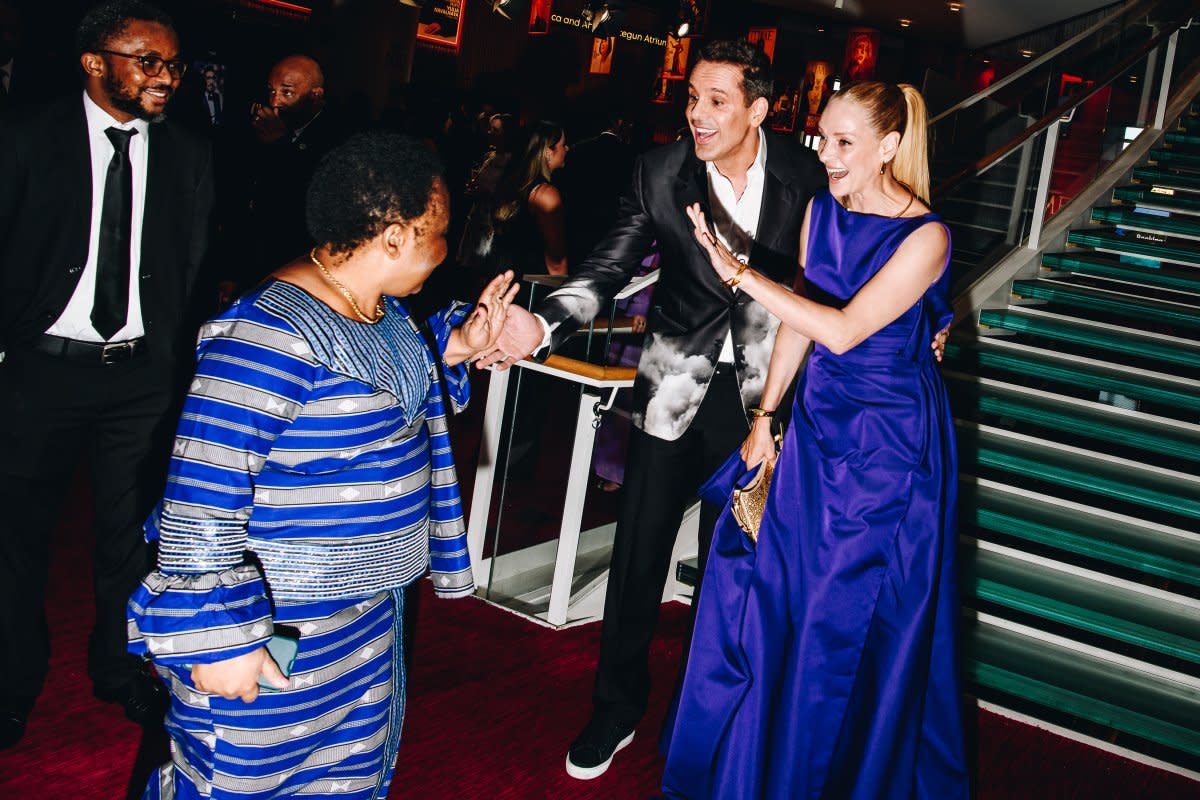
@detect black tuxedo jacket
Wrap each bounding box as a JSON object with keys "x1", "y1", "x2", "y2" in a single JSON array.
[
  {"x1": 538, "y1": 133, "x2": 826, "y2": 441},
  {"x1": 0, "y1": 95, "x2": 215, "y2": 361}
]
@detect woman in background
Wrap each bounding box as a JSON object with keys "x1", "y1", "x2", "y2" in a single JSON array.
[{"x1": 489, "y1": 120, "x2": 570, "y2": 280}]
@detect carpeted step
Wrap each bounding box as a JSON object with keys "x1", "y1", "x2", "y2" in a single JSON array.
[
  {"x1": 1113, "y1": 185, "x2": 1200, "y2": 217},
  {"x1": 1067, "y1": 227, "x2": 1200, "y2": 268},
  {"x1": 943, "y1": 338, "x2": 1200, "y2": 421},
  {"x1": 1041, "y1": 251, "x2": 1200, "y2": 294},
  {"x1": 961, "y1": 478, "x2": 1200, "y2": 588},
  {"x1": 946, "y1": 369, "x2": 1200, "y2": 465},
  {"x1": 955, "y1": 421, "x2": 1200, "y2": 523},
  {"x1": 964, "y1": 540, "x2": 1200, "y2": 664},
  {"x1": 1132, "y1": 166, "x2": 1200, "y2": 193},
  {"x1": 1090, "y1": 207, "x2": 1200, "y2": 242},
  {"x1": 1010, "y1": 278, "x2": 1200, "y2": 331},
  {"x1": 965, "y1": 615, "x2": 1200, "y2": 759}
]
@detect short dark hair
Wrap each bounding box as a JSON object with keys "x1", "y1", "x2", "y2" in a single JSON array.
[
  {"x1": 694, "y1": 39, "x2": 773, "y2": 106},
  {"x1": 76, "y1": 0, "x2": 175, "y2": 55},
  {"x1": 306, "y1": 132, "x2": 444, "y2": 255}
]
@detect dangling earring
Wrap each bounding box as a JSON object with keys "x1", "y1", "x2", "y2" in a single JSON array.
[{"x1": 879, "y1": 161, "x2": 887, "y2": 175}]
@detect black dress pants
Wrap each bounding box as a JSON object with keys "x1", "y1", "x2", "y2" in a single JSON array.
[
  {"x1": 0, "y1": 346, "x2": 176, "y2": 712},
  {"x1": 592, "y1": 364, "x2": 749, "y2": 727}
]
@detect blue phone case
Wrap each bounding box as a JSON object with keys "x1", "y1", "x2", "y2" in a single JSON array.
[{"x1": 258, "y1": 634, "x2": 299, "y2": 692}]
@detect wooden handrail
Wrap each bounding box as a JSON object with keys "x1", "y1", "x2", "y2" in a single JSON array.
[
  {"x1": 933, "y1": 17, "x2": 1190, "y2": 200},
  {"x1": 541, "y1": 355, "x2": 637, "y2": 383}
]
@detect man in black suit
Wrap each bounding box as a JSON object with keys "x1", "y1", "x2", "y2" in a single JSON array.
[
  {"x1": 229, "y1": 54, "x2": 344, "y2": 296},
  {"x1": 481, "y1": 40, "x2": 827, "y2": 778},
  {"x1": 560, "y1": 111, "x2": 635, "y2": 271},
  {"x1": 0, "y1": 0, "x2": 213, "y2": 749}
]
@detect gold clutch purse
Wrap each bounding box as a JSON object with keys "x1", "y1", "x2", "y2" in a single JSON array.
[{"x1": 731, "y1": 459, "x2": 775, "y2": 544}]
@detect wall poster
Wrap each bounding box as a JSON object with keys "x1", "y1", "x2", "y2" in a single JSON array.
[{"x1": 416, "y1": 1, "x2": 464, "y2": 49}]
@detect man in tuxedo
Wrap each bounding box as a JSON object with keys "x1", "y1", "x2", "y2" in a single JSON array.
[
  {"x1": 481, "y1": 39, "x2": 827, "y2": 778},
  {"x1": 200, "y1": 66, "x2": 222, "y2": 127},
  {"x1": 0, "y1": 0, "x2": 213, "y2": 749},
  {"x1": 232, "y1": 54, "x2": 344, "y2": 292}
]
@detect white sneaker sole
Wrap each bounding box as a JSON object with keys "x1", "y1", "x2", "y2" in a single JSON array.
[{"x1": 564, "y1": 730, "x2": 635, "y2": 780}]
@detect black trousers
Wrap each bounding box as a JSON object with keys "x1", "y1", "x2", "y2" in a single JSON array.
[
  {"x1": 0, "y1": 346, "x2": 177, "y2": 711},
  {"x1": 592, "y1": 364, "x2": 749, "y2": 727}
]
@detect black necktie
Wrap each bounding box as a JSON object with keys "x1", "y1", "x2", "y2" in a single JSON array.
[{"x1": 92, "y1": 127, "x2": 137, "y2": 340}]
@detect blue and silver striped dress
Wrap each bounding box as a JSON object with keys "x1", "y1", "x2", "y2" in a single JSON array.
[{"x1": 127, "y1": 280, "x2": 474, "y2": 799}]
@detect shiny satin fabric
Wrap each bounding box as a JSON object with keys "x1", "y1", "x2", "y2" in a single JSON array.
[{"x1": 663, "y1": 191, "x2": 969, "y2": 799}]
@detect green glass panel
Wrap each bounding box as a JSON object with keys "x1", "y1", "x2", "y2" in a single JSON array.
[
  {"x1": 1091, "y1": 207, "x2": 1200, "y2": 238},
  {"x1": 1133, "y1": 167, "x2": 1200, "y2": 192},
  {"x1": 1041, "y1": 252, "x2": 1200, "y2": 293},
  {"x1": 1011, "y1": 280, "x2": 1200, "y2": 329},
  {"x1": 1067, "y1": 229, "x2": 1200, "y2": 267},
  {"x1": 977, "y1": 308, "x2": 1200, "y2": 370}
]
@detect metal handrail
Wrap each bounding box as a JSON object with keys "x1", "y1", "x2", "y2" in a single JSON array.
[
  {"x1": 927, "y1": 0, "x2": 1153, "y2": 125},
  {"x1": 932, "y1": 15, "x2": 1191, "y2": 200}
]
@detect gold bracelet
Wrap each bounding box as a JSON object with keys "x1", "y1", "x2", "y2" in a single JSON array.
[
  {"x1": 723, "y1": 261, "x2": 750, "y2": 288},
  {"x1": 748, "y1": 406, "x2": 776, "y2": 418}
]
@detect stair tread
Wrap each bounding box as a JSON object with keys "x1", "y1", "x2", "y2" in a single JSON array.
[
  {"x1": 963, "y1": 478, "x2": 1200, "y2": 587},
  {"x1": 1011, "y1": 277, "x2": 1200, "y2": 329},
  {"x1": 1091, "y1": 207, "x2": 1200, "y2": 240},
  {"x1": 967, "y1": 542, "x2": 1200, "y2": 663},
  {"x1": 967, "y1": 617, "x2": 1200, "y2": 757},
  {"x1": 1042, "y1": 251, "x2": 1200, "y2": 294},
  {"x1": 1067, "y1": 227, "x2": 1200, "y2": 268}
]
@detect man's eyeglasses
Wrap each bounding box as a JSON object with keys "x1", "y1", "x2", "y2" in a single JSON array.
[{"x1": 97, "y1": 50, "x2": 188, "y2": 79}]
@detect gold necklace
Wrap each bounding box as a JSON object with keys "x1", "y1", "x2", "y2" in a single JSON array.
[
  {"x1": 843, "y1": 189, "x2": 915, "y2": 218},
  {"x1": 309, "y1": 248, "x2": 385, "y2": 324}
]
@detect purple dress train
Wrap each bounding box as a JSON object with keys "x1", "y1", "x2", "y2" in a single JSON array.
[{"x1": 662, "y1": 190, "x2": 970, "y2": 799}]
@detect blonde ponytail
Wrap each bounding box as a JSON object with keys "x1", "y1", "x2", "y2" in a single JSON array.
[
  {"x1": 893, "y1": 84, "x2": 930, "y2": 204},
  {"x1": 831, "y1": 81, "x2": 932, "y2": 204}
]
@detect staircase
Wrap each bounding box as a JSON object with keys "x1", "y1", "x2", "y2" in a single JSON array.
[{"x1": 944, "y1": 100, "x2": 1200, "y2": 773}]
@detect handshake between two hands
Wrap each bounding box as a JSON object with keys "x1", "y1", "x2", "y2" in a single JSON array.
[{"x1": 461, "y1": 270, "x2": 549, "y2": 371}]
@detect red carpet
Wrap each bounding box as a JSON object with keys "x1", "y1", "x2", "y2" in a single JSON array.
[{"x1": 1, "y1": 399, "x2": 1197, "y2": 798}]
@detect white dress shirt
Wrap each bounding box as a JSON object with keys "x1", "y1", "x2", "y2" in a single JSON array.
[
  {"x1": 706, "y1": 127, "x2": 767, "y2": 362},
  {"x1": 46, "y1": 91, "x2": 150, "y2": 343}
]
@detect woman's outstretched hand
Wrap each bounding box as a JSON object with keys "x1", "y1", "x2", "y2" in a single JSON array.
[
  {"x1": 741, "y1": 419, "x2": 778, "y2": 470},
  {"x1": 686, "y1": 203, "x2": 743, "y2": 285},
  {"x1": 451, "y1": 271, "x2": 519, "y2": 365}
]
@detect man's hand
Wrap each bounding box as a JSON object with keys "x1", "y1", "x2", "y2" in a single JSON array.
[
  {"x1": 250, "y1": 103, "x2": 288, "y2": 144},
  {"x1": 631, "y1": 314, "x2": 647, "y2": 334},
  {"x1": 191, "y1": 646, "x2": 289, "y2": 703},
  {"x1": 932, "y1": 325, "x2": 950, "y2": 363},
  {"x1": 474, "y1": 305, "x2": 545, "y2": 370},
  {"x1": 444, "y1": 271, "x2": 519, "y2": 366}
]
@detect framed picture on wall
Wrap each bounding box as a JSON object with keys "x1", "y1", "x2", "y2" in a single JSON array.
[
  {"x1": 843, "y1": 27, "x2": 880, "y2": 82},
  {"x1": 662, "y1": 35, "x2": 689, "y2": 80},
  {"x1": 768, "y1": 86, "x2": 800, "y2": 133},
  {"x1": 416, "y1": 1, "x2": 465, "y2": 49},
  {"x1": 589, "y1": 36, "x2": 615, "y2": 75},
  {"x1": 529, "y1": 0, "x2": 551, "y2": 35},
  {"x1": 747, "y1": 27, "x2": 777, "y2": 63}
]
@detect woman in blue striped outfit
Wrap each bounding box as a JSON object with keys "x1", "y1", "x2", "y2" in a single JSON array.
[{"x1": 127, "y1": 132, "x2": 518, "y2": 799}]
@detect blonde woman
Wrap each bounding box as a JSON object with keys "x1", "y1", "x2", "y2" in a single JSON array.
[{"x1": 663, "y1": 82, "x2": 969, "y2": 799}]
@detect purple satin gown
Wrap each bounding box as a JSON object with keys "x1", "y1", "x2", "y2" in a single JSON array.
[{"x1": 662, "y1": 190, "x2": 969, "y2": 799}]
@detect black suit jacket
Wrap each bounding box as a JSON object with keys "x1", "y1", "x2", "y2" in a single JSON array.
[
  {"x1": 538, "y1": 133, "x2": 826, "y2": 441},
  {"x1": 0, "y1": 95, "x2": 215, "y2": 361}
]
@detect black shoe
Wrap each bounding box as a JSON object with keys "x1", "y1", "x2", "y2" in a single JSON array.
[
  {"x1": 94, "y1": 671, "x2": 169, "y2": 726},
  {"x1": 0, "y1": 709, "x2": 27, "y2": 750},
  {"x1": 565, "y1": 715, "x2": 636, "y2": 780}
]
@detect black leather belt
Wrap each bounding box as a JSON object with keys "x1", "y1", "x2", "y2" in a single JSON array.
[{"x1": 32, "y1": 333, "x2": 147, "y2": 365}]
